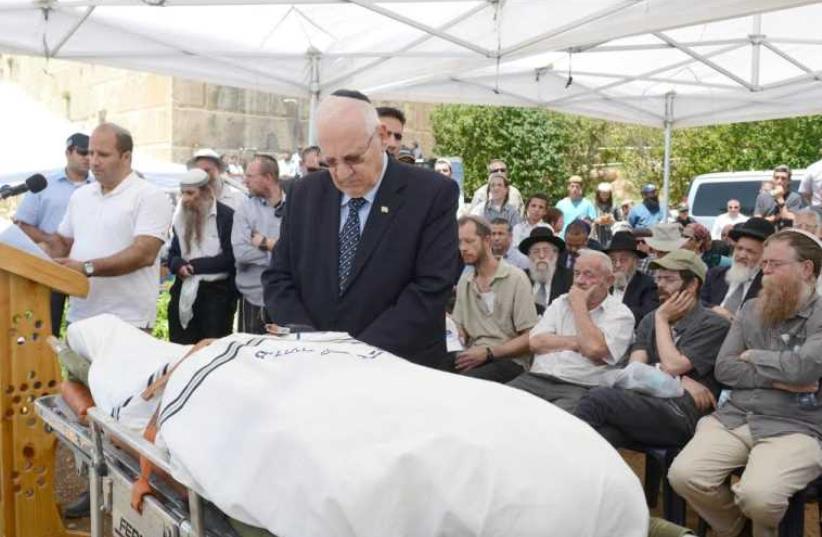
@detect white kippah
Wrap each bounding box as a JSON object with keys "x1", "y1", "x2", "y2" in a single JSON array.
[{"x1": 179, "y1": 168, "x2": 209, "y2": 188}]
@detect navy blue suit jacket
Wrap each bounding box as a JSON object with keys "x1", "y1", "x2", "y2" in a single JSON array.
[{"x1": 262, "y1": 160, "x2": 459, "y2": 368}]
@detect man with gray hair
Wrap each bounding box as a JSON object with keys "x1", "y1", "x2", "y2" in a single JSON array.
[
  {"x1": 263, "y1": 91, "x2": 459, "y2": 368},
  {"x1": 507, "y1": 249, "x2": 635, "y2": 412},
  {"x1": 794, "y1": 207, "x2": 822, "y2": 239}
]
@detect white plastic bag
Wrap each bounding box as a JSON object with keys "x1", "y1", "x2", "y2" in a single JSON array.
[{"x1": 600, "y1": 362, "x2": 684, "y2": 398}]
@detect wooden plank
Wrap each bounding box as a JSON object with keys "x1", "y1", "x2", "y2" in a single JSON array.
[{"x1": 0, "y1": 243, "x2": 88, "y2": 298}]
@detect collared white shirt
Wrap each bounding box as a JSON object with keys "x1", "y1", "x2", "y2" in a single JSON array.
[
  {"x1": 529, "y1": 294, "x2": 634, "y2": 386},
  {"x1": 512, "y1": 221, "x2": 551, "y2": 250},
  {"x1": 58, "y1": 172, "x2": 173, "y2": 327},
  {"x1": 172, "y1": 199, "x2": 227, "y2": 282},
  {"x1": 339, "y1": 152, "x2": 388, "y2": 234}
]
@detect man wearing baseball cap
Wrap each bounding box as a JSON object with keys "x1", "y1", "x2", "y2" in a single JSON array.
[
  {"x1": 628, "y1": 183, "x2": 665, "y2": 229},
  {"x1": 700, "y1": 217, "x2": 775, "y2": 321},
  {"x1": 575, "y1": 249, "x2": 730, "y2": 449},
  {"x1": 14, "y1": 132, "x2": 93, "y2": 336}
]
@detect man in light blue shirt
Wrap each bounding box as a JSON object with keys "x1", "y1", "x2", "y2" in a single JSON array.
[
  {"x1": 628, "y1": 183, "x2": 665, "y2": 229},
  {"x1": 14, "y1": 133, "x2": 92, "y2": 335},
  {"x1": 555, "y1": 175, "x2": 596, "y2": 236}
]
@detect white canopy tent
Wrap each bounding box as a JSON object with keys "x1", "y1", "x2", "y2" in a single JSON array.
[
  {"x1": 0, "y1": 81, "x2": 186, "y2": 188},
  {"x1": 1, "y1": 0, "x2": 821, "y2": 210}
]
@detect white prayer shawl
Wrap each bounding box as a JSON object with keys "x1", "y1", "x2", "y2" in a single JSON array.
[
  {"x1": 156, "y1": 333, "x2": 648, "y2": 537},
  {"x1": 66, "y1": 314, "x2": 192, "y2": 431}
]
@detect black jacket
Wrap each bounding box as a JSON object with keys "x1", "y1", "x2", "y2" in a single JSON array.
[
  {"x1": 262, "y1": 160, "x2": 459, "y2": 368},
  {"x1": 167, "y1": 201, "x2": 236, "y2": 281},
  {"x1": 525, "y1": 264, "x2": 573, "y2": 315},
  {"x1": 622, "y1": 270, "x2": 659, "y2": 326}
]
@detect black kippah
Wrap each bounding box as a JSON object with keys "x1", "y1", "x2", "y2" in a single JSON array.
[{"x1": 330, "y1": 89, "x2": 371, "y2": 103}]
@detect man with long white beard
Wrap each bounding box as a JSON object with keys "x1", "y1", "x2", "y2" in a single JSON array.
[
  {"x1": 605, "y1": 231, "x2": 658, "y2": 326},
  {"x1": 700, "y1": 218, "x2": 774, "y2": 321},
  {"x1": 517, "y1": 226, "x2": 571, "y2": 314},
  {"x1": 670, "y1": 230, "x2": 822, "y2": 537},
  {"x1": 166, "y1": 169, "x2": 237, "y2": 344}
]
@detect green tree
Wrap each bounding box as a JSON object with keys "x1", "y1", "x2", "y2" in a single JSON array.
[{"x1": 430, "y1": 105, "x2": 573, "y2": 203}]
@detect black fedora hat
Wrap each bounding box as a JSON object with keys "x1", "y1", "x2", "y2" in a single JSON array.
[
  {"x1": 604, "y1": 231, "x2": 647, "y2": 258},
  {"x1": 518, "y1": 226, "x2": 565, "y2": 255},
  {"x1": 728, "y1": 217, "x2": 775, "y2": 242}
]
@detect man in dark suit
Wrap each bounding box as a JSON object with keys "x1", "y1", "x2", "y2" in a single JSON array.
[
  {"x1": 604, "y1": 231, "x2": 658, "y2": 326},
  {"x1": 262, "y1": 93, "x2": 459, "y2": 368},
  {"x1": 700, "y1": 217, "x2": 774, "y2": 322},
  {"x1": 518, "y1": 227, "x2": 572, "y2": 314}
]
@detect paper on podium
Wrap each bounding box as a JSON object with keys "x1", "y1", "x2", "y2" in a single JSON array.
[{"x1": 0, "y1": 217, "x2": 53, "y2": 261}]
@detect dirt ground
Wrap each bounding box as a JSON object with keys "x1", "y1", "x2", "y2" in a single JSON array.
[{"x1": 51, "y1": 444, "x2": 819, "y2": 536}]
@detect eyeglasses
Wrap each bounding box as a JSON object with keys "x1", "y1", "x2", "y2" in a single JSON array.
[
  {"x1": 386, "y1": 131, "x2": 402, "y2": 141},
  {"x1": 490, "y1": 167, "x2": 507, "y2": 174},
  {"x1": 654, "y1": 274, "x2": 683, "y2": 285},
  {"x1": 325, "y1": 131, "x2": 377, "y2": 171},
  {"x1": 760, "y1": 259, "x2": 801, "y2": 270}
]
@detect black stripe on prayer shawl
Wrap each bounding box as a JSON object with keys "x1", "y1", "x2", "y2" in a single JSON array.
[{"x1": 158, "y1": 338, "x2": 267, "y2": 427}]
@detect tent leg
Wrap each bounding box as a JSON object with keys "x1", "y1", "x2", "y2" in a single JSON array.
[
  {"x1": 307, "y1": 50, "x2": 321, "y2": 146},
  {"x1": 661, "y1": 91, "x2": 675, "y2": 222}
]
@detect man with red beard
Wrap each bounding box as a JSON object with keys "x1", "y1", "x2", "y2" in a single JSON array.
[
  {"x1": 700, "y1": 218, "x2": 774, "y2": 321},
  {"x1": 670, "y1": 230, "x2": 822, "y2": 537},
  {"x1": 166, "y1": 169, "x2": 237, "y2": 343}
]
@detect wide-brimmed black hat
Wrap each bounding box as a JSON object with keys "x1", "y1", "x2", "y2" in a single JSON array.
[
  {"x1": 604, "y1": 231, "x2": 647, "y2": 258},
  {"x1": 518, "y1": 226, "x2": 565, "y2": 255},
  {"x1": 728, "y1": 217, "x2": 775, "y2": 242}
]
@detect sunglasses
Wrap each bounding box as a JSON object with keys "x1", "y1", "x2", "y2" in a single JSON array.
[
  {"x1": 490, "y1": 167, "x2": 507, "y2": 174},
  {"x1": 386, "y1": 131, "x2": 402, "y2": 141},
  {"x1": 74, "y1": 148, "x2": 89, "y2": 156}
]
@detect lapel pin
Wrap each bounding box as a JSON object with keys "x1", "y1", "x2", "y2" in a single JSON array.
[{"x1": 381, "y1": 206, "x2": 389, "y2": 214}]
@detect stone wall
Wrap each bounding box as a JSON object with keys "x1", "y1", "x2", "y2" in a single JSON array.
[{"x1": 0, "y1": 55, "x2": 438, "y2": 164}]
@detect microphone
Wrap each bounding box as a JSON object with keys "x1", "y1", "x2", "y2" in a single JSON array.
[{"x1": 0, "y1": 174, "x2": 48, "y2": 200}]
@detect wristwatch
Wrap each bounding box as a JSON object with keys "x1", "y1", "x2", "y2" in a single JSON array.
[
  {"x1": 485, "y1": 347, "x2": 495, "y2": 362},
  {"x1": 83, "y1": 261, "x2": 95, "y2": 277}
]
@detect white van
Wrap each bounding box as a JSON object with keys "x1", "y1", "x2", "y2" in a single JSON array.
[{"x1": 686, "y1": 170, "x2": 805, "y2": 232}]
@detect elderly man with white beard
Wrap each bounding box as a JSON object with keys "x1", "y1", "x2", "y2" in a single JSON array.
[
  {"x1": 604, "y1": 231, "x2": 658, "y2": 326},
  {"x1": 700, "y1": 218, "x2": 775, "y2": 321},
  {"x1": 669, "y1": 230, "x2": 822, "y2": 537},
  {"x1": 166, "y1": 169, "x2": 237, "y2": 344},
  {"x1": 517, "y1": 227, "x2": 572, "y2": 314}
]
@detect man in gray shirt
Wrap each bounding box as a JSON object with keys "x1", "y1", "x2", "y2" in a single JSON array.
[
  {"x1": 670, "y1": 229, "x2": 822, "y2": 537},
  {"x1": 232, "y1": 155, "x2": 284, "y2": 333},
  {"x1": 754, "y1": 165, "x2": 804, "y2": 230}
]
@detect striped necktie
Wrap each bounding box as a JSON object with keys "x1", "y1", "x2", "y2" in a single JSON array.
[{"x1": 338, "y1": 197, "x2": 367, "y2": 293}]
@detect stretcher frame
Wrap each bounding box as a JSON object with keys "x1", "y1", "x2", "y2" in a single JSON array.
[{"x1": 34, "y1": 395, "x2": 225, "y2": 537}]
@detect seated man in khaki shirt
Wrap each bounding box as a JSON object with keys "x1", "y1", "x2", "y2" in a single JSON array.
[{"x1": 451, "y1": 216, "x2": 538, "y2": 383}]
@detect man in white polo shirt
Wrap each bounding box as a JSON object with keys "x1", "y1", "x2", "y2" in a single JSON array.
[{"x1": 46, "y1": 123, "x2": 172, "y2": 330}]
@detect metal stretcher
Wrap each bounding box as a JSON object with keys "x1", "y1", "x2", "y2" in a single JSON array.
[{"x1": 35, "y1": 395, "x2": 239, "y2": 537}]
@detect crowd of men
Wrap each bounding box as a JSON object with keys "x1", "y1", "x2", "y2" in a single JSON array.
[{"x1": 10, "y1": 89, "x2": 822, "y2": 537}]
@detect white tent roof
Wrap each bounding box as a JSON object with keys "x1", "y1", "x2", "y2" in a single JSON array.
[{"x1": 0, "y1": 0, "x2": 820, "y2": 128}]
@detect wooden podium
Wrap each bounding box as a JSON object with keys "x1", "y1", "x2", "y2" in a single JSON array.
[{"x1": 0, "y1": 242, "x2": 88, "y2": 537}]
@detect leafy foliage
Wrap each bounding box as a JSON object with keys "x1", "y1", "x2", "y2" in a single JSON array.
[{"x1": 431, "y1": 103, "x2": 822, "y2": 206}]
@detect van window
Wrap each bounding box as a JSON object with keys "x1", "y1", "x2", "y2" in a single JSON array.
[{"x1": 691, "y1": 179, "x2": 801, "y2": 217}]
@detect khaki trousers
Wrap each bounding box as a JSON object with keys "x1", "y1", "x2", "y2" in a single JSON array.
[{"x1": 668, "y1": 416, "x2": 822, "y2": 537}]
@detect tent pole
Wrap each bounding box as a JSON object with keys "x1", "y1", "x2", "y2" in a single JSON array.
[
  {"x1": 662, "y1": 91, "x2": 675, "y2": 221},
  {"x1": 751, "y1": 14, "x2": 762, "y2": 88},
  {"x1": 307, "y1": 50, "x2": 321, "y2": 146}
]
